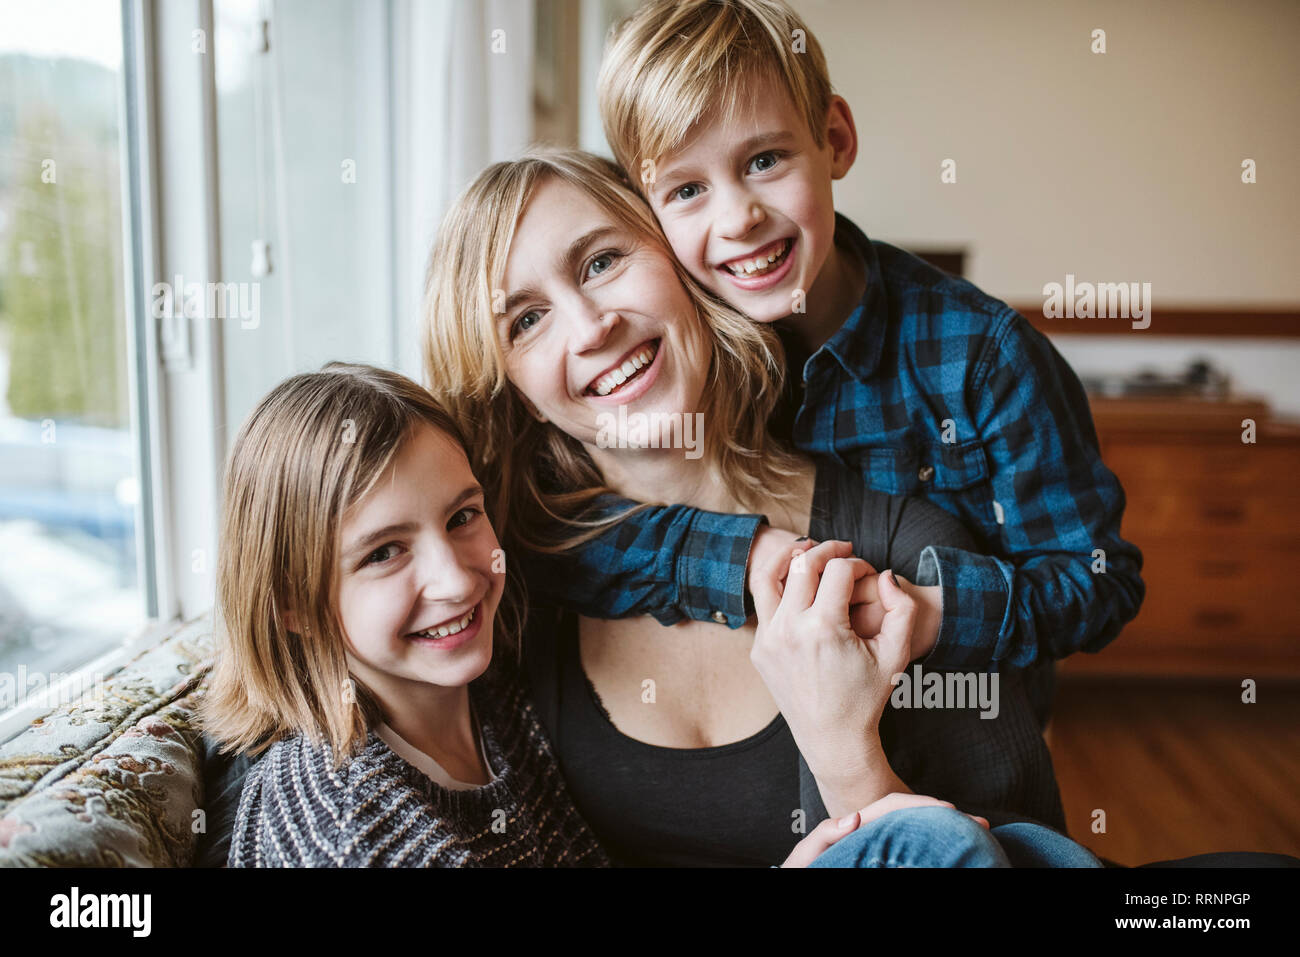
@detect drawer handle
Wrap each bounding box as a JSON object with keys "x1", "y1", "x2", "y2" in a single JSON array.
[
  {"x1": 1194, "y1": 609, "x2": 1243, "y2": 629},
  {"x1": 1201, "y1": 503, "x2": 1246, "y2": 523}
]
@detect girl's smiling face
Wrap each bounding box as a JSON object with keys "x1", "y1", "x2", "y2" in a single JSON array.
[
  {"x1": 335, "y1": 422, "x2": 503, "y2": 701},
  {"x1": 496, "y1": 176, "x2": 713, "y2": 451}
]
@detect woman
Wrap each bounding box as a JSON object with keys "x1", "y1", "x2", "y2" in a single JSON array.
[{"x1": 421, "y1": 149, "x2": 1099, "y2": 867}]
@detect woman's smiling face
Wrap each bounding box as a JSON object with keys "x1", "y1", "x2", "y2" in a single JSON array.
[{"x1": 496, "y1": 176, "x2": 711, "y2": 450}]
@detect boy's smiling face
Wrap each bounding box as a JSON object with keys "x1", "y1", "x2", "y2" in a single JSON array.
[{"x1": 645, "y1": 72, "x2": 858, "y2": 326}]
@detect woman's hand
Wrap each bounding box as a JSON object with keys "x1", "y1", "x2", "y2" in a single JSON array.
[
  {"x1": 750, "y1": 540, "x2": 916, "y2": 817},
  {"x1": 780, "y1": 795, "x2": 991, "y2": 868}
]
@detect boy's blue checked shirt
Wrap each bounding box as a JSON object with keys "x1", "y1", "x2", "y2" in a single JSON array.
[{"x1": 525, "y1": 214, "x2": 1144, "y2": 673}]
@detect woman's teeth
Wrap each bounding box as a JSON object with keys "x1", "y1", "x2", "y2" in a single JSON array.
[
  {"x1": 411, "y1": 606, "x2": 475, "y2": 639},
  {"x1": 724, "y1": 239, "x2": 792, "y2": 277},
  {"x1": 591, "y1": 342, "x2": 657, "y2": 397}
]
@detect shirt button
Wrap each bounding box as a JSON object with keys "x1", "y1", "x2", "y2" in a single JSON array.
[
  {"x1": 711, "y1": 610, "x2": 728, "y2": 624},
  {"x1": 917, "y1": 465, "x2": 935, "y2": 482}
]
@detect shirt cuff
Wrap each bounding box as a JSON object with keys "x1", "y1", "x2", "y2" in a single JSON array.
[
  {"x1": 677, "y1": 511, "x2": 764, "y2": 629},
  {"x1": 914, "y1": 545, "x2": 1015, "y2": 671}
]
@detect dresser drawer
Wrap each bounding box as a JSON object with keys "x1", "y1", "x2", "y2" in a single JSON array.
[
  {"x1": 1105, "y1": 442, "x2": 1300, "y2": 500},
  {"x1": 1119, "y1": 490, "x2": 1300, "y2": 545}
]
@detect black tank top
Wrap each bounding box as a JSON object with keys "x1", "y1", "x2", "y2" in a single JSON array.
[
  {"x1": 540, "y1": 610, "x2": 802, "y2": 867},
  {"x1": 521, "y1": 458, "x2": 1065, "y2": 866}
]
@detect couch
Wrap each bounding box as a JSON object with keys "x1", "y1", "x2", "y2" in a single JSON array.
[{"x1": 0, "y1": 616, "x2": 214, "y2": 867}]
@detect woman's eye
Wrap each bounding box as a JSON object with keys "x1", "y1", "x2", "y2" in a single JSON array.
[
  {"x1": 586, "y1": 252, "x2": 614, "y2": 279},
  {"x1": 511, "y1": 310, "x2": 542, "y2": 338},
  {"x1": 671, "y1": 183, "x2": 700, "y2": 202},
  {"x1": 449, "y1": 506, "x2": 482, "y2": 530},
  {"x1": 748, "y1": 151, "x2": 780, "y2": 173},
  {"x1": 363, "y1": 543, "x2": 400, "y2": 567}
]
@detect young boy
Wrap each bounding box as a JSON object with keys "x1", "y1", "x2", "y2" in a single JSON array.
[{"x1": 533, "y1": 0, "x2": 1143, "y2": 715}]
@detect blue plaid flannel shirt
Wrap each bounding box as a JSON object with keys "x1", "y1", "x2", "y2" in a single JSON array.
[{"x1": 526, "y1": 214, "x2": 1144, "y2": 672}]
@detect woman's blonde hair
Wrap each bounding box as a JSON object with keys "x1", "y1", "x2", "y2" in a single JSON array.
[
  {"x1": 420, "y1": 148, "x2": 799, "y2": 562},
  {"x1": 199, "y1": 362, "x2": 498, "y2": 765}
]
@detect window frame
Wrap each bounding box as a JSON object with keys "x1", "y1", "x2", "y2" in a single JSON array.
[{"x1": 0, "y1": 0, "x2": 226, "y2": 743}]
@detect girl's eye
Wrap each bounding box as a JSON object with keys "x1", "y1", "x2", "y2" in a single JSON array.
[
  {"x1": 748, "y1": 151, "x2": 781, "y2": 174},
  {"x1": 584, "y1": 251, "x2": 621, "y2": 280},
  {"x1": 363, "y1": 543, "x2": 401, "y2": 567},
  {"x1": 449, "y1": 506, "x2": 482, "y2": 530},
  {"x1": 671, "y1": 183, "x2": 701, "y2": 203}
]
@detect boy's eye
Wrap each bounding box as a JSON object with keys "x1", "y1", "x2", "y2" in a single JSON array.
[
  {"x1": 671, "y1": 183, "x2": 701, "y2": 203},
  {"x1": 748, "y1": 151, "x2": 781, "y2": 174},
  {"x1": 449, "y1": 506, "x2": 482, "y2": 530}
]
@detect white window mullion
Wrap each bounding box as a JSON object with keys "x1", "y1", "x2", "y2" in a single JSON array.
[{"x1": 148, "y1": 0, "x2": 226, "y2": 623}]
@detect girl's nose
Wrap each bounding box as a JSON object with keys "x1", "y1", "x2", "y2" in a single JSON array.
[{"x1": 418, "y1": 544, "x2": 478, "y2": 605}]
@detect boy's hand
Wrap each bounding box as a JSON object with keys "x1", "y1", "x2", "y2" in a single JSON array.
[
  {"x1": 848, "y1": 576, "x2": 943, "y2": 661},
  {"x1": 747, "y1": 527, "x2": 877, "y2": 607}
]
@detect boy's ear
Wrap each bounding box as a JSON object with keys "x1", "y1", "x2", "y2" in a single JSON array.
[{"x1": 825, "y1": 95, "x2": 859, "y2": 180}]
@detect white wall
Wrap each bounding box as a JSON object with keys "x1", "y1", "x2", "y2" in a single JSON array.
[{"x1": 793, "y1": 0, "x2": 1300, "y2": 414}]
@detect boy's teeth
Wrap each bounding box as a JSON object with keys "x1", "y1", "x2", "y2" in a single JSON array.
[
  {"x1": 592, "y1": 343, "x2": 657, "y2": 397},
  {"x1": 726, "y1": 240, "x2": 789, "y2": 276}
]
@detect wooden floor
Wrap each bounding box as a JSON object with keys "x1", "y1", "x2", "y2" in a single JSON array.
[{"x1": 1047, "y1": 677, "x2": 1300, "y2": 865}]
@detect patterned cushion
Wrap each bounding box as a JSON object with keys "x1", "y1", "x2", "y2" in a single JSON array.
[{"x1": 0, "y1": 616, "x2": 214, "y2": 867}]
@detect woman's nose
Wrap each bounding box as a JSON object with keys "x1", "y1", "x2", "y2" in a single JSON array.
[{"x1": 565, "y1": 300, "x2": 617, "y2": 354}]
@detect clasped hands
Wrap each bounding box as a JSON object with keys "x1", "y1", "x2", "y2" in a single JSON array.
[{"x1": 745, "y1": 528, "x2": 982, "y2": 867}]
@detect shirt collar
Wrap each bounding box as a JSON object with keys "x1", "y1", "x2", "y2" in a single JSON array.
[{"x1": 809, "y1": 213, "x2": 889, "y2": 384}]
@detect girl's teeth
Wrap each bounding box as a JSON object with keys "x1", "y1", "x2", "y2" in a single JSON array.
[{"x1": 417, "y1": 607, "x2": 475, "y2": 639}]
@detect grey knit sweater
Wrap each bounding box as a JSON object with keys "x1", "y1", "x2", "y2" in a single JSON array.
[{"x1": 228, "y1": 667, "x2": 608, "y2": 867}]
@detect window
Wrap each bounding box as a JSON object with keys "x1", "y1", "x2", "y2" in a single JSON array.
[{"x1": 0, "y1": 1, "x2": 145, "y2": 712}]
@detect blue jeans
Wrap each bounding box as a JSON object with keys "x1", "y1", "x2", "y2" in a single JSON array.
[{"x1": 809, "y1": 806, "x2": 1103, "y2": 868}]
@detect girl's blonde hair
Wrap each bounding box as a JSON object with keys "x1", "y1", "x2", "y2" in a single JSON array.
[
  {"x1": 199, "y1": 362, "x2": 501, "y2": 764},
  {"x1": 420, "y1": 148, "x2": 800, "y2": 562}
]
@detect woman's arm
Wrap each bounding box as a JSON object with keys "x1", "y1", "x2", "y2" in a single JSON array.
[{"x1": 749, "y1": 540, "x2": 917, "y2": 818}]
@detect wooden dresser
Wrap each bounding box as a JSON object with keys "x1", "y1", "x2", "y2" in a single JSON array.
[{"x1": 1062, "y1": 395, "x2": 1300, "y2": 677}]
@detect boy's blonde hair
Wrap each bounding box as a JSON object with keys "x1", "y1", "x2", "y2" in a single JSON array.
[
  {"x1": 420, "y1": 147, "x2": 800, "y2": 558},
  {"x1": 598, "y1": 0, "x2": 833, "y2": 188},
  {"x1": 199, "y1": 363, "x2": 491, "y2": 765}
]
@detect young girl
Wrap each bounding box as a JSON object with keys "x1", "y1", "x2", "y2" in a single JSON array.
[
  {"x1": 198, "y1": 362, "x2": 607, "y2": 867},
  {"x1": 199, "y1": 362, "x2": 899, "y2": 867}
]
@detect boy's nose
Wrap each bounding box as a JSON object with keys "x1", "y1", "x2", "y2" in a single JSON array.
[{"x1": 717, "y1": 196, "x2": 766, "y2": 241}]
